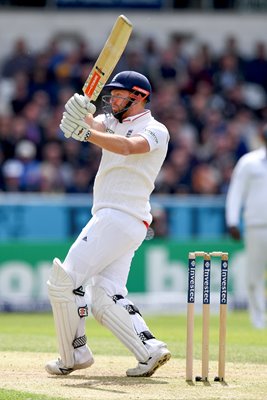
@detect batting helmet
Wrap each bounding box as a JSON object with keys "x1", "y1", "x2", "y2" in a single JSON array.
[{"x1": 104, "y1": 71, "x2": 152, "y2": 102}]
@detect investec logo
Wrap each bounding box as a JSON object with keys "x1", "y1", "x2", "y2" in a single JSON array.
[
  {"x1": 220, "y1": 261, "x2": 228, "y2": 304},
  {"x1": 188, "y1": 260, "x2": 195, "y2": 303},
  {"x1": 203, "y1": 261, "x2": 210, "y2": 304}
]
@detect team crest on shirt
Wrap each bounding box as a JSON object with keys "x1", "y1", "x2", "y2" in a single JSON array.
[{"x1": 126, "y1": 130, "x2": 133, "y2": 138}]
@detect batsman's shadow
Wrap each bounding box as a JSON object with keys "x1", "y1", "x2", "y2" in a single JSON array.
[{"x1": 61, "y1": 374, "x2": 169, "y2": 394}]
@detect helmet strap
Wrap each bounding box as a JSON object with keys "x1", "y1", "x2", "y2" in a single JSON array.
[{"x1": 113, "y1": 99, "x2": 134, "y2": 122}]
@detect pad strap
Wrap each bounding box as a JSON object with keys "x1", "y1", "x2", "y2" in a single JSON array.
[
  {"x1": 73, "y1": 335, "x2": 87, "y2": 349},
  {"x1": 139, "y1": 330, "x2": 155, "y2": 343},
  {"x1": 73, "y1": 286, "x2": 85, "y2": 296},
  {"x1": 91, "y1": 287, "x2": 150, "y2": 362}
]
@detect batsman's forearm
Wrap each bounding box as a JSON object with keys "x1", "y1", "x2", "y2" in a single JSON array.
[
  {"x1": 86, "y1": 129, "x2": 149, "y2": 155},
  {"x1": 87, "y1": 129, "x2": 133, "y2": 155}
]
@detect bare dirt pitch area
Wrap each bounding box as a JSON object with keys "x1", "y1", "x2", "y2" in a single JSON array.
[{"x1": 1, "y1": 351, "x2": 267, "y2": 400}]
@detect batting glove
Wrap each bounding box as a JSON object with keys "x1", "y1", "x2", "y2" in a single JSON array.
[
  {"x1": 60, "y1": 112, "x2": 92, "y2": 141},
  {"x1": 65, "y1": 93, "x2": 96, "y2": 119}
]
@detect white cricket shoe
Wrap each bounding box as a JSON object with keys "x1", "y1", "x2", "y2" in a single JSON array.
[
  {"x1": 45, "y1": 356, "x2": 94, "y2": 375},
  {"x1": 126, "y1": 345, "x2": 171, "y2": 377}
]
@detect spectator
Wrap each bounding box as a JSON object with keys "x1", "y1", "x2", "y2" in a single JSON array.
[
  {"x1": 150, "y1": 204, "x2": 169, "y2": 238},
  {"x1": 1, "y1": 38, "x2": 34, "y2": 78},
  {"x1": 214, "y1": 54, "x2": 243, "y2": 93},
  {"x1": 0, "y1": 115, "x2": 15, "y2": 159},
  {"x1": 15, "y1": 139, "x2": 41, "y2": 191},
  {"x1": 191, "y1": 163, "x2": 220, "y2": 195},
  {"x1": 0, "y1": 145, "x2": 5, "y2": 191},
  {"x1": 245, "y1": 41, "x2": 267, "y2": 93},
  {"x1": 180, "y1": 53, "x2": 212, "y2": 97},
  {"x1": 40, "y1": 141, "x2": 73, "y2": 192},
  {"x1": 2, "y1": 159, "x2": 23, "y2": 192},
  {"x1": 66, "y1": 166, "x2": 95, "y2": 194},
  {"x1": 10, "y1": 71, "x2": 30, "y2": 114}
]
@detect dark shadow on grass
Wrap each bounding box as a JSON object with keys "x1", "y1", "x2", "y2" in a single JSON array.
[{"x1": 59, "y1": 375, "x2": 169, "y2": 394}]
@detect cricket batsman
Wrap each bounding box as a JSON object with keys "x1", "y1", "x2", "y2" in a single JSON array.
[{"x1": 45, "y1": 71, "x2": 171, "y2": 377}]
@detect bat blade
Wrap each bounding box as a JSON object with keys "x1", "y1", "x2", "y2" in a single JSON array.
[{"x1": 82, "y1": 15, "x2": 133, "y2": 102}]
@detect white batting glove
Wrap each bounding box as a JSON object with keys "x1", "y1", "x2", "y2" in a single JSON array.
[
  {"x1": 60, "y1": 112, "x2": 92, "y2": 142},
  {"x1": 65, "y1": 93, "x2": 96, "y2": 119}
]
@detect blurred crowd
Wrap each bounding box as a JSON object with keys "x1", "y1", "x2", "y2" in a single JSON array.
[{"x1": 0, "y1": 32, "x2": 267, "y2": 195}]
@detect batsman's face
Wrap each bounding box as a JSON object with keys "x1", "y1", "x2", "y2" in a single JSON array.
[{"x1": 110, "y1": 89, "x2": 132, "y2": 113}]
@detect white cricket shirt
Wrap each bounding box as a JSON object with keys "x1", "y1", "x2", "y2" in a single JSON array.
[
  {"x1": 226, "y1": 147, "x2": 267, "y2": 227},
  {"x1": 92, "y1": 110, "x2": 169, "y2": 223}
]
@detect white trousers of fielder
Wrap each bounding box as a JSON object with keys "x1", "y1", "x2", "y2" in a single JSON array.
[{"x1": 245, "y1": 226, "x2": 267, "y2": 329}]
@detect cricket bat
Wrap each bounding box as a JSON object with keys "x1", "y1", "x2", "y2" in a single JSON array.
[{"x1": 82, "y1": 15, "x2": 133, "y2": 102}]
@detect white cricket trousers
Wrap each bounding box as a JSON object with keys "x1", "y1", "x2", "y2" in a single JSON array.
[
  {"x1": 245, "y1": 226, "x2": 267, "y2": 328},
  {"x1": 62, "y1": 208, "x2": 148, "y2": 297}
]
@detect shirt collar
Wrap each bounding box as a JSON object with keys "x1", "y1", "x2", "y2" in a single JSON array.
[{"x1": 122, "y1": 110, "x2": 151, "y2": 123}]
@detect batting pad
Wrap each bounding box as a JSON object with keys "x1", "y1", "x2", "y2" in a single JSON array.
[
  {"x1": 113, "y1": 296, "x2": 152, "y2": 336},
  {"x1": 47, "y1": 258, "x2": 80, "y2": 368},
  {"x1": 91, "y1": 287, "x2": 150, "y2": 362}
]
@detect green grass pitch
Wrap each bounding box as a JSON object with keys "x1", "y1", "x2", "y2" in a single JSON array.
[{"x1": 0, "y1": 311, "x2": 266, "y2": 400}]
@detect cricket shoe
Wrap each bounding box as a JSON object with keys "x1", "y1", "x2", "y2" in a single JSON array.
[
  {"x1": 45, "y1": 356, "x2": 94, "y2": 375},
  {"x1": 126, "y1": 344, "x2": 171, "y2": 377}
]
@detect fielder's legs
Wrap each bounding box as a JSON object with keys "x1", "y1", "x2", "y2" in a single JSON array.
[{"x1": 245, "y1": 228, "x2": 267, "y2": 329}]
